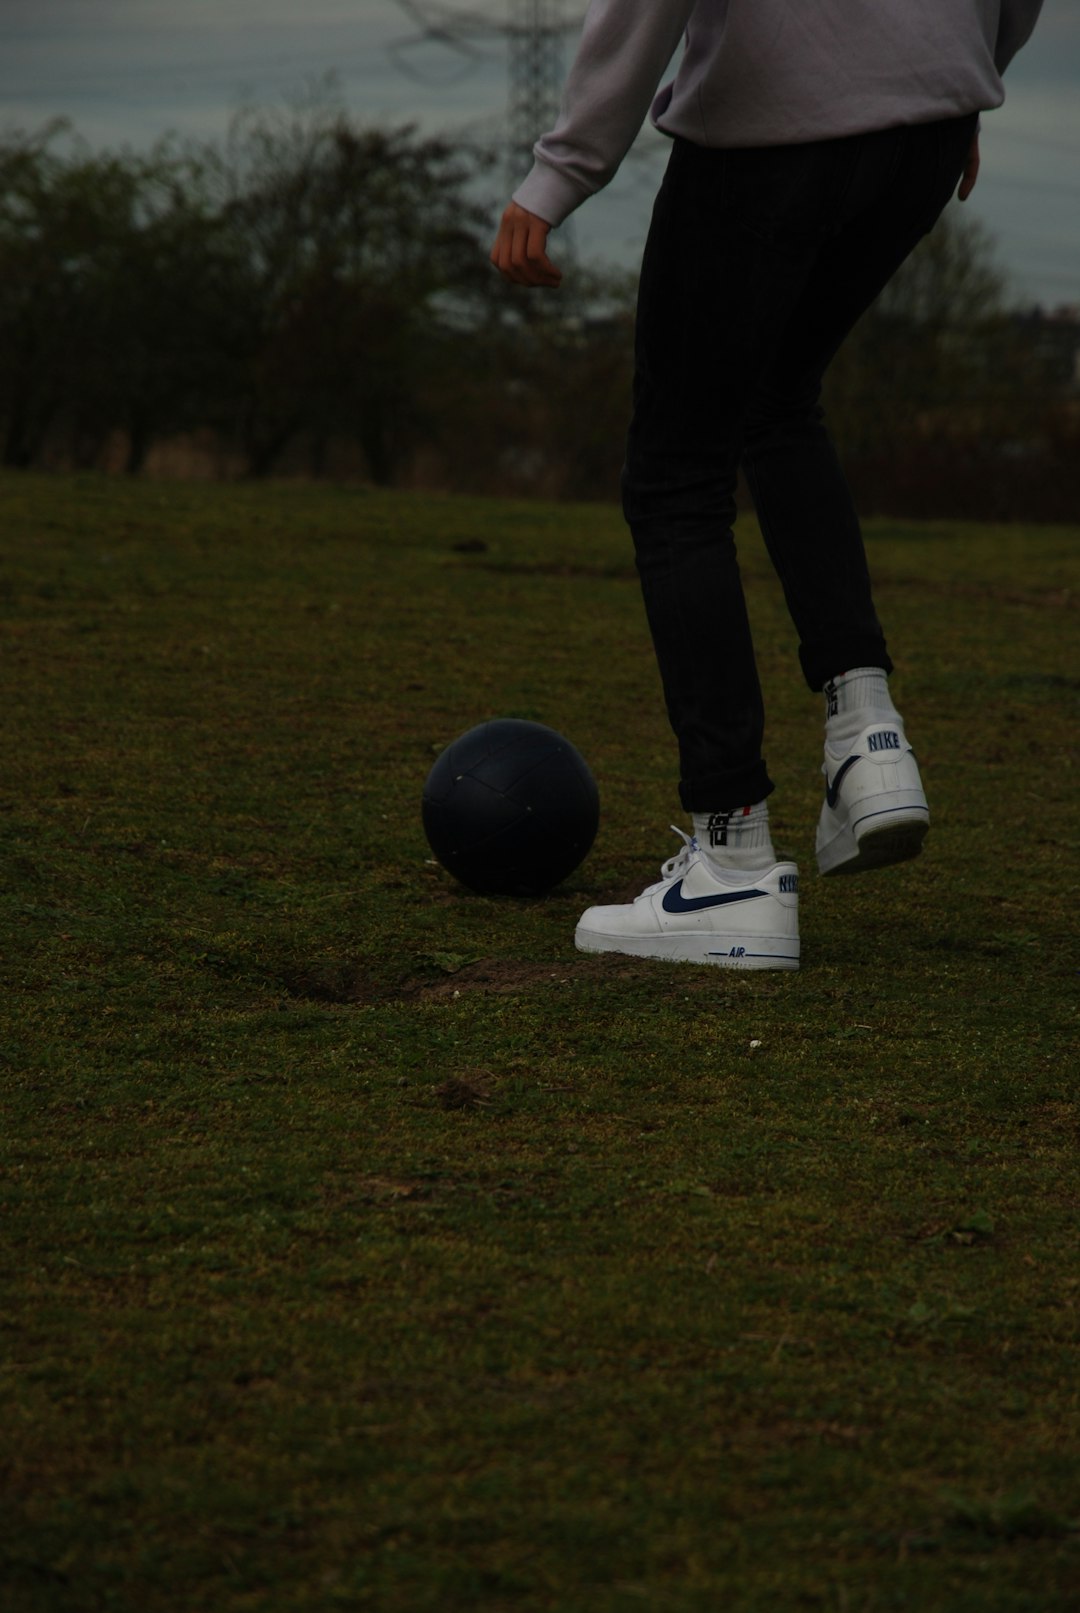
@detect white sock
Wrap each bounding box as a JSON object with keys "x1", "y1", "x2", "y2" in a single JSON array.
[
  {"x1": 692, "y1": 801, "x2": 775, "y2": 872},
  {"x1": 823, "y1": 667, "x2": 900, "y2": 746}
]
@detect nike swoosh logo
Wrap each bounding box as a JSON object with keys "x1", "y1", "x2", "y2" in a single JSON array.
[
  {"x1": 661, "y1": 881, "x2": 768, "y2": 914},
  {"x1": 825, "y1": 754, "x2": 860, "y2": 809}
]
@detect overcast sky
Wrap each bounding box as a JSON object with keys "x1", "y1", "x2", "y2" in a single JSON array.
[{"x1": 1, "y1": 0, "x2": 1078, "y2": 308}]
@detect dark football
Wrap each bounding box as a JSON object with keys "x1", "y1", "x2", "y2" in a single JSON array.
[{"x1": 422, "y1": 719, "x2": 599, "y2": 897}]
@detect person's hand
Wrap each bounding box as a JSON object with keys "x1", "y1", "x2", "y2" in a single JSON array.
[
  {"x1": 490, "y1": 201, "x2": 562, "y2": 288},
  {"x1": 957, "y1": 131, "x2": 980, "y2": 201}
]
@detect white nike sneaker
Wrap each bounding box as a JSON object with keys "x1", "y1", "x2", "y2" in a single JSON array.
[
  {"x1": 816, "y1": 719, "x2": 929, "y2": 876},
  {"x1": 575, "y1": 829, "x2": 800, "y2": 970}
]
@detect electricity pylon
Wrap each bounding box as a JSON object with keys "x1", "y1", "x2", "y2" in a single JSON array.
[
  {"x1": 393, "y1": 2, "x2": 580, "y2": 186},
  {"x1": 506, "y1": 1, "x2": 568, "y2": 179}
]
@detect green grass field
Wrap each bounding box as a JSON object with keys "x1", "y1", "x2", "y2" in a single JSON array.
[{"x1": 2, "y1": 471, "x2": 1078, "y2": 1612}]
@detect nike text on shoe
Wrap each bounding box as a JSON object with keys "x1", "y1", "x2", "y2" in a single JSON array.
[
  {"x1": 816, "y1": 721, "x2": 929, "y2": 876},
  {"x1": 574, "y1": 829, "x2": 800, "y2": 971}
]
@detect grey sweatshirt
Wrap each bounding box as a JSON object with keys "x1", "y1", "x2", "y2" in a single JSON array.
[{"x1": 514, "y1": 0, "x2": 1045, "y2": 227}]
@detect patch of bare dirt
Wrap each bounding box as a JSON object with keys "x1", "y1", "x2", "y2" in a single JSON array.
[{"x1": 282, "y1": 952, "x2": 659, "y2": 1006}]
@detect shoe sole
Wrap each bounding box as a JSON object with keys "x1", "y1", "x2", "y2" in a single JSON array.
[
  {"x1": 818, "y1": 807, "x2": 928, "y2": 877},
  {"x1": 574, "y1": 928, "x2": 800, "y2": 970}
]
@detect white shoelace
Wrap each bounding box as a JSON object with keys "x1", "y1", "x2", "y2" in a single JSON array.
[
  {"x1": 641, "y1": 826, "x2": 699, "y2": 895},
  {"x1": 648, "y1": 826, "x2": 772, "y2": 894}
]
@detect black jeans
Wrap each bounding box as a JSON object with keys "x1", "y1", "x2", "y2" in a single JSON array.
[{"x1": 623, "y1": 113, "x2": 978, "y2": 812}]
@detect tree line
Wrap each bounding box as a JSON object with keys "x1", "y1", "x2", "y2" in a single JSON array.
[{"x1": 1, "y1": 103, "x2": 1076, "y2": 519}]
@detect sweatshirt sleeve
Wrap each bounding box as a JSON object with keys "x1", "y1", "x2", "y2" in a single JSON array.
[
  {"x1": 995, "y1": 0, "x2": 1045, "y2": 72},
  {"x1": 512, "y1": 0, "x2": 697, "y2": 227}
]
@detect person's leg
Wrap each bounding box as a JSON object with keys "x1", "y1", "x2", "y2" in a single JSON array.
[
  {"x1": 741, "y1": 113, "x2": 979, "y2": 690},
  {"x1": 623, "y1": 135, "x2": 860, "y2": 815},
  {"x1": 735, "y1": 114, "x2": 979, "y2": 875},
  {"x1": 586, "y1": 136, "x2": 869, "y2": 968}
]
